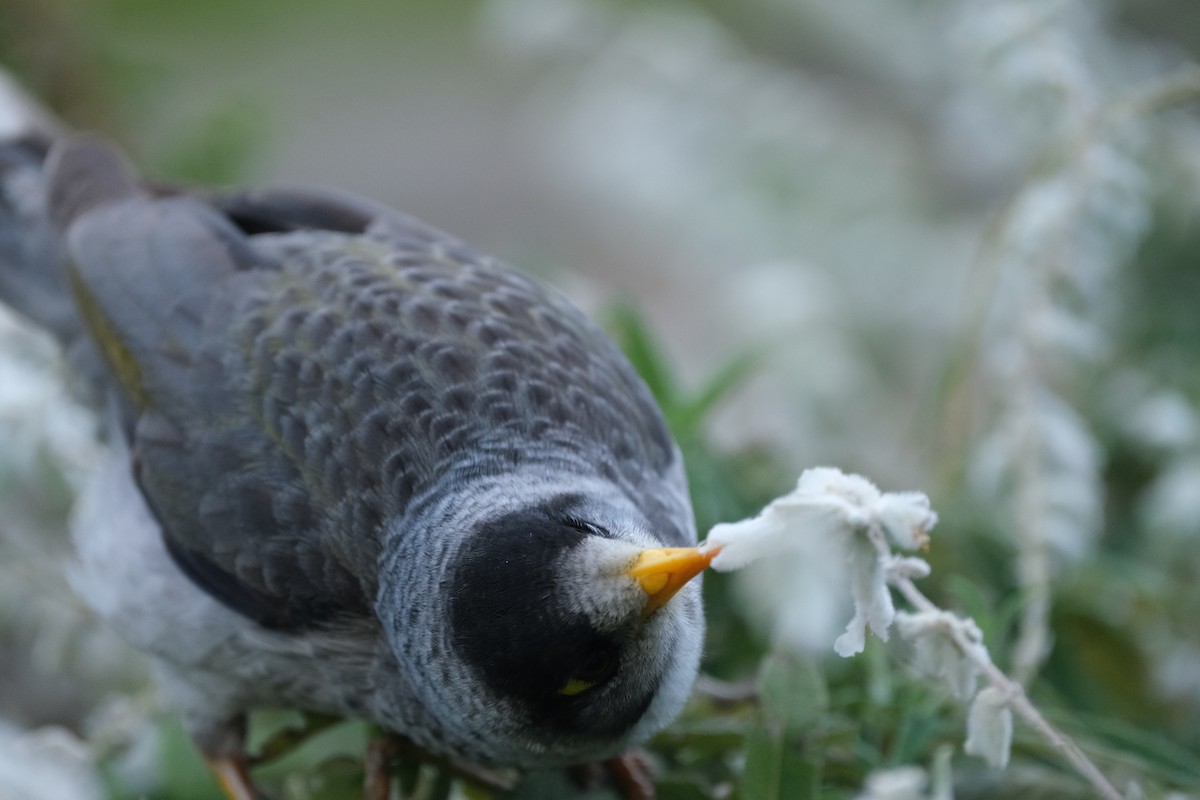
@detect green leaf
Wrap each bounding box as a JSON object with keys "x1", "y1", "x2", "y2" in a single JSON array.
[
  {"x1": 152, "y1": 98, "x2": 269, "y2": 185},
  {"x1": 154, "y1": 717, "x2": 226, "y2": 800},
  {"x1": 248, "y1": 710, "x2": 341, "y2": 764},
  {"x1": 605, "y1": 303, "x2": 678, "y2": 409},
  {"x1": 654, "y1": 777, "x2": 714, "y2": 800},
  {"x1": 673, "y1": 346, "x2": 764, "y2": 438},
  {"x1": 654, "y1": 711, "x2": 753, "y2": 759},
  {"x1": 279, "y1": 755, "x2": 361, "y2": 800},
  {"x1": 740, "y1": 726, "x2": 820, "y2": 800},
  {"x1": 737, "y1": 654, "x2": 828, "y2": 800},
  {"x1": 1049, "y1": 711, "x2": 1200, "y2": 790},
  {"x1": 759, "y1": 654, "x2": 829, "y2": 735}
]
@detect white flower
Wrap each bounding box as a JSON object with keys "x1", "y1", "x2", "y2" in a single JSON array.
[
  {"x1": 895, "y1": 610, "x2": 985, "y2": 701},
  {"x1": 855, "y1": 765, "x2": 929, "y2": 800},
  {"x1": 1125, "y1": 391, "x2": 1198, "y2": 451},
  {"x1": 1139, "y1": 458, "x2": 1200, "y2": 540},
  {"x1": 0, "y1": 71, "x2": 60, "y2": 139},
  {"x1": 0, "y1": 310, "x2": 101, "y2": 483},
  {"x1": 794, "y1": 466, "x2": 883, "y2": 523},
  {"x1": 964, "y1": 687, "x2": 1014, "y2": 769},
  {"x1": 703, "y1": 467, "x2": 938, "y2": 658},
  {"x1": 702, "y1": 470, "x2": 884, "y2": 654},
  {"x1": 876, "y1": 492, "x2": 938, "y2": 550},
  {"x1": 702, "y1": 467, "x2": 870, "y2": 570},
  {"x1": 834, "y1": 535, "x2": 894, "y2": 657},
  {"x1": 704, "y1": 467, "x2": 936, "y2": 568},
  {"x1": 0, "y1": 724, "x2": 102, "y2": 800},
  {"x1": 729, "y1": 531, "x2": 851, "y2": 654},
  {"x1": 886, "y1": 556, "x2": 931, "y2": 582}
]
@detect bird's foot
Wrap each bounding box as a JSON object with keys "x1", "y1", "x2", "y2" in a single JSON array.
[
  {"x1": 606, "y1": 750, "x2": 656, "y2": 800},
  {"x1": 198, "y1": 711, "x2": 339, "y2": 800},
  {"x1": 194, "y1": 714, "x2": 268, "y2": 800},
  {"x1": 363, "y1": 736, "x2": 398, "y2": 800},
  {"x1": 363, "y1": 731, "x2": 519, "y2": 798},
  {"x1": 204, "y1": 754, "x2": 261, "y2": 800},
  {"x1": 569, "y1": 750, "x2": 656, "y2": 800}
]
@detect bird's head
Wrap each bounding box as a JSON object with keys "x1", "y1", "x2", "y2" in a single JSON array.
[{"x1": 380, "y1": 483, "x2": 711, "y2": 767}]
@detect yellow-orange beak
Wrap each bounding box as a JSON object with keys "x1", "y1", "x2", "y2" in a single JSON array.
[{"x1": 627, "y1": 546, "x2": 720, "y2": 618}]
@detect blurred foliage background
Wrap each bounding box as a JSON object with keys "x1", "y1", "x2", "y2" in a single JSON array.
[{"x1": 2, "y1": 0, "x2": 1200, "y2": 798}]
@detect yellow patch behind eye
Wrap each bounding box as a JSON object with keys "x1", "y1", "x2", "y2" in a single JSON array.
[{"x1": 558, "y1": 678, "x2": 596, "y2": 696}]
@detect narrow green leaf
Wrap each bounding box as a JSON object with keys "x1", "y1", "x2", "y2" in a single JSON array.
[
  {"x1": 673, "y1": 347, "x2": 763, "y2": 437},
  {"x1": 740, "y1": 726, "x2": 821, "y2": 800},
  {"x1": 605, "y1": 303, "x2": 678, "y2": 408},
  {"x1": 759, "y1": 653, "x2": 829, "y2": 735}
]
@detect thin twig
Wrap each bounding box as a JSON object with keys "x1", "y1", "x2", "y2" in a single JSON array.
[{"x1": 867, "y1": 524, "x2": 1124, "y2": 800}]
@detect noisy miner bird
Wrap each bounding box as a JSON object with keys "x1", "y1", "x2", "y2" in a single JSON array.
[{"x1": 0, "y1": 111, "x2": 714, "y2": 796}]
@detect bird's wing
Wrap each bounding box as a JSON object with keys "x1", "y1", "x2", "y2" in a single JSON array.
[{"x1": 48, "y1": 136, "x2": 377, "y2": 629}]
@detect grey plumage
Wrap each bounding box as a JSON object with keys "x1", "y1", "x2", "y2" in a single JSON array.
[{"x1": 1, "y1": 132, "x2": 704, "y2": 772}]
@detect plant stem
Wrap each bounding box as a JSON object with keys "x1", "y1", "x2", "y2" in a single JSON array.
[{"x1": 867, "y1": 525, "x2": 1124, "y2": 800}]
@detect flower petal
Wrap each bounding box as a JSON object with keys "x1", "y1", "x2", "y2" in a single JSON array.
[{"x1": 964, "y1": 687, "x2": 1014, "y2": 768}]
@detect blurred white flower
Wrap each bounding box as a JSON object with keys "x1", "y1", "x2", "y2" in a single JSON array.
[
  {"x1": 1033, "y1": 306, "x2": 1108, "y2": 363},
  {"x1": 954, "y1": 3, "x2": 1158, "y2": 688},
  {"x1": 1151, "y1": 639, "x2": 1200, "y2": 702},
  {"x1": 1003, "y1": 176, "x2": 1079, "y2": 264},
  {"x1": 0, "y1": 724, "x2": 101, "y2": 800},
  {"x1": 964, "y1": 686, "x2": 1014, "y2": 769},
  {"x1": 478, "y1": 0, "x2": 615, "y2": 58},
  {"x1": 952, "y1": 0, "x2": 1097, "y2": 141},
  {"x1": 1126, "y1": 391, "x2": 1199, "y2": 452},
  {"x1": 970, "y1": 388, "x2": 1102, "y2": 563},
  {"x1": 1078, "y1": 141, "x2": 1153, "y2": 266},
  {"x1": 0, "y1": 309, "x2": 101, "y2": 483},
  {"x1": 0, "y1": 71, "x2": 61, "y2": 140},
  {"x1": 86, "y1": 697, "x2": 163, "y2": 797},
  {"x1": 1139, "y1": 458, "x2": 1200, "y2": 539},
  {"x1": 855, "y1": 765, "x2": 929, "y2": 800}
]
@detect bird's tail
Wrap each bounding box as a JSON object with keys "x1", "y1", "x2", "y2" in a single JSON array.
[{"x1": 0, "y1": 71, "x2": 93, "y2": 359}]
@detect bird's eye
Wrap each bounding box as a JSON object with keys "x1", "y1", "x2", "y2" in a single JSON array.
[
  {"x1": 563, "y1": 516, "x2": 604, "y2": 536},
  {"x1": 558, "y1": 677, "x2": 597, "y2": 696},
  {"x1": 556, "y1": 648, "x2": 619, "y2": 697}
]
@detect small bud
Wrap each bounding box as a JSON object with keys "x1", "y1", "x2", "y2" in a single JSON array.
[
  {"x1": 886, "y1": 556, "x2": 931, "y2": 582},
  {"x1": 876, "y1": 492, "x2": 937, "y2": 550}
]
